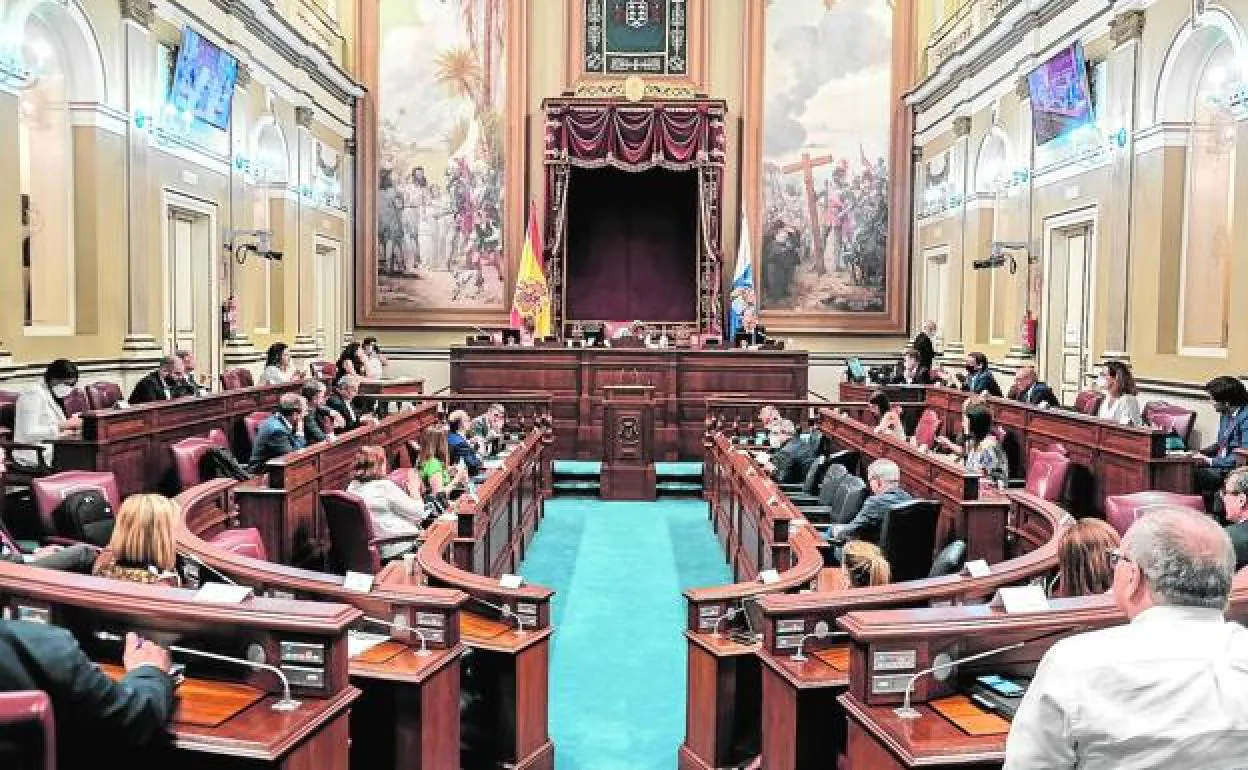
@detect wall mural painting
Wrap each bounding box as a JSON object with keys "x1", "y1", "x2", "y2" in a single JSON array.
[
  {"x1": 377, "y1": 0, "x2": 507, "y2": 311},
  {"x1": 583, "y1": 0, "x2": 688, "y2": 76},
  {"x1": 760, "y1": 0, "x2": 894, "y2": 314}
]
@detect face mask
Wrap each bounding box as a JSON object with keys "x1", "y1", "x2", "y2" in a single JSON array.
[{"x1": 50, "y1": 383, "x2": 73, "y2": 399}]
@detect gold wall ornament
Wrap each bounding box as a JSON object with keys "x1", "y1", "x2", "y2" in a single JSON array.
[
  {"x1": 624, "y1": 75, "x2": 646, "y2": 103},
  {"x1": 571, "y1": 80, "x2": 700, "y2": 100}
]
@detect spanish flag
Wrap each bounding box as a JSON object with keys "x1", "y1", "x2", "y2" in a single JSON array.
[{"x1": 510, "y1": 201, "x2": 552, "y2": 337}]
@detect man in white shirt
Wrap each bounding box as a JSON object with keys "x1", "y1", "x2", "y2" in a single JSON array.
[{"x1": 1004, "y1": 507, "x2": 1248, "y2": 769}]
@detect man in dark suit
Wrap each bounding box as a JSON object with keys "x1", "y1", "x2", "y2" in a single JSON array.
[
  {"x1": 1197, "y1": 376, "x2": 1248, "y2": 513},
  {"x1": 1219, "y1": 468, "x2": 1248, "y2": 570},
  {"x1": 733, "y1": 310, "x2": 768, "y2": 348},
  {"x1": 248, "y1": 393, "x2": 307, "y2": 472},
  {"x1": 325, "y1": 375, "x2": 376, "y2": 433},
  {"x1": 826, "y1": 458, "x2": 912, "y2": 550},
  {"x1": 300, "y1": 380, "x2": 341, "y2": 445},
  {"x1": 892, "y1": 347, "x2": 933, "y2": 385},
  {"x1": 0, "y1": 622, "x2": 174, "y2": 767},
  {"x1": 175, "y1": 350, "x2": 210, "y2": 395},
  {"x1": 1008, "y1": 365, "x2": 1061, "y2": 408},
  {"x1": 447, "y1": 409, "x2": 484, "y2": 475},
  {"x1": 129, "y1": 355, "x2": 195, "y2": 405},
  {"x1": 763, "y1": 419, "x2": 809, "y2": 484},
  {"x1": 958, "y1": 352, "x2": 1003, "y2": 397},
  {"x1": 912, "y1": 320, "x2": 937, "y2": 370}
]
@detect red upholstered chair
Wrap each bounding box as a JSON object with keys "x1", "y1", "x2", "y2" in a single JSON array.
[
  {"x1": 237, "y1": 368, "x2": 255, "y2": 388},
  {"x1": 244, "y1": 411, "x2": 271, "y2": 446},
  {"x1": 219, "y1": 369, "x2": 241, "y2": 391},
  {"x1": 310, "y1": 360, "x2": 337, "y2": 381},
  {"x1": 1143, "y1": 400, "x2": 1198, "y2": 445},
  {"x1": 1024, "y1": 446, "x2": 1071, "y2": 503},
  {"x1": 31, "y1": 471, "x2": 120, "y2": 542},
  {"x1": 321, "y1": 490, "x2": 416, "y2": 575},
  {"x1": 85, "y1": 381, "x2": 124, "y2": 410},
  {"x1": 0, "y1": 690, "x2": 56, "y2": 770},
  {"x1": 208, "y1": 527, "x2": 268, "y2": 561},
  {"x1": 61, "y1": 387, "x2": 88, "y2": 417},
  {"x1": 1073, "y1": 390, "x2": 1104, "y2": 416},
  {"x1": 170, "y1": 429, "x2": 230, "y2": 492},
  {"x1": 1104, "y1": 491, "x2": 1205, "y2": 536},
  {"x1": 912, "y1": 408, "x2": 942, "y2": 449}
]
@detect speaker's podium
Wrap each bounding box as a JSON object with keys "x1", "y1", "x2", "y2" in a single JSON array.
[{"x1": 600, "y1": 384, "x2": 657, "y2": 500}]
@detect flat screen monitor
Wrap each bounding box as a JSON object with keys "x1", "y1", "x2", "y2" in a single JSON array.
[
  {"x1": 1028, "y1": 41, "x2": 1094, "y2": 146},
  {"x1": 169, "y1": 27, "x2": 239, "y2": 131},
  {"x1": 501, "y1": 329, "x2": 522, "y2": 346},
  {"x1": 847, "y1": 358, "x2": 867, "y2": 382}
]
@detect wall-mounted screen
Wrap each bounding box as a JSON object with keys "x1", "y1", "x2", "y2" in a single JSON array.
[
  {"x1": 168, "y1": 27, "x2": 238, "y2": 131},
  {"x1": 1028, "y1": 41, "x2": 1094, "y2": 146}
]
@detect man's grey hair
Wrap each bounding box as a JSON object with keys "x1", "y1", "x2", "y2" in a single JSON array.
[
  {"x1": 867, "y1": 458, "x2": 901, "y2": 486},
  {"x1": 922, "y1": 320, "x2": 937, "y2": 334},
  {"x1": 278, "y1": 393, "x2": 307, "y2": 414},
  {"x1": 1226, "y1": 467, "x2": 1248, "y2": 497},
  {"x1": 1124, "y1": 507, "x2": 1235, "y2": 609},
  {"x1": 773, "y1": 418, "x2": 796, "y2": 437},
  {"x1": 301, "y1": 380, "x2": 326, "y2": 399},
  {"x1": 489, "y1": 403, "x2": 506, "y2": 416}
]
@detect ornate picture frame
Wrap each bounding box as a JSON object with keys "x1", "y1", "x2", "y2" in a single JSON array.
[
  {"x1": 563, "y1": 0, "x2": 708, "y2": 94},
  {"x1": 355, "y1": 0, "x2": 527, "y2": 328}
]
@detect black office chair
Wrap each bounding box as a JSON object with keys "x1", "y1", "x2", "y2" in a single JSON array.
[
  {"x1": 798, "y1": 474, "x2": 867, "y2": 526},
  {"x1": 878, "y1": 499, "x2": 942, "y2": 582},
  {"x1": 927, "y1": 539, "x2": 967, "y2": 578},
  {"x1": 778, "y1": 454, "x2": 829, "y2": 497},
  {"x1": 787, "y1": 462, "x2": 847, "y2": 507}
]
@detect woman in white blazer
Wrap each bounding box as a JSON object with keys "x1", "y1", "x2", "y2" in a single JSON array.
[{"x1": 13, "y1": 359, "x2": 82, "y2": 466}]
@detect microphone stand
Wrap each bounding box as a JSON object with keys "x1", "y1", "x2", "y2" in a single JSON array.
[
  {"x1": 357, "y1": 615, "x2": 431, "y2": 657},
  {"x1": 95, "y1": 631, "x2": 301, "y2": 711},
  {"x1": 710, "y1": 607, "x2": 742, "y2": 639},
  {"x1": 471, "y1": 595, "x2": 530, "y2": 636},
  {"x1": 895, "y1": 641, "x2": 1024, "y2": 719}
]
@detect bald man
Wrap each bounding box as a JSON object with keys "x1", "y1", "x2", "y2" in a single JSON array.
[
  {"x1": 1008, "y1": 366, "x2": 1060, "y2": 409},
  {"x1": 1005, "y1": 508, "x2": 1248, "y2": 769}
]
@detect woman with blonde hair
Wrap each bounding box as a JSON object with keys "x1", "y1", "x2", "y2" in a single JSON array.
[
  {"x1": 346, "y1": 445, "x2": 425, "y2": 560},
  {"x1": 418, "y1": 423, "x2": 468, "y2": 496},
  {"x1": 92, "y1": 494, "x2": 181, "y2": 586},
  {"x1": 1053, "y1": 518, "x2": 1120, "y2": 598},
  {"x1": 842, "y1": 541, "x2": 891, "y2": 588}
]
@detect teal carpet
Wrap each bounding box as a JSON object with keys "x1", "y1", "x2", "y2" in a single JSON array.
[{"x1": 520, "y1": 497, "x2": 731, "y2": 770}]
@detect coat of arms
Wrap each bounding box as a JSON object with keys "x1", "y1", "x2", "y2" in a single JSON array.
[{"x1": 613, "y1": 0, "x2": 664, "y2": 30}]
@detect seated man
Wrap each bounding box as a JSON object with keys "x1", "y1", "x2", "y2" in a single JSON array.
[
  {"x1": 129, "y1": 355, "x2": 194, "y2": 405},
  {"x1": 891, "y1": 347, "x2": 932, "y2": 385},
  {"x1": 248, "y1": 393, "x2": 308, "y2": 472},
  {"x1": 763, "y1": 419, "x2": 808, "y2": 484},
  {"x1": 326, "y1": 375, "x2": 377, "y2": 432},
  {"x1": 175, "y1": 350, "x2": 210, "y2": 395},
  {"x1": 470, "y1": 403, "x2": 506, "y2": 457},
  {"x1": 301, "y1": 380, "x2": 342, "y2": 445},
  {"x1": 1220, "y1": 467, "x2": 1248, "y2": 570},
  {"x1": 1008, "y1": 365, "x2": 1060, "y2": 408},
  {"x1": 826, "y1": 458, "x2": 911, "y2": 549},
  {"x1": 1196, "y1": 375, "x2": 1248, "y2": 513},
  {"x1": 942, "y1": 352, "x2": 1003, "y2": 397},
  {"x1": 447, "y1": 409, "x2": 484, "y2": 475},
  {"x1": 0, "y1": 623, "x2": 175, "y2": 766},
  {"x1": 733, "y1": 309, "x2": 767, "y2": 348}
]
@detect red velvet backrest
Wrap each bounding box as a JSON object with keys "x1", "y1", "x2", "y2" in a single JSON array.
[
  {"x1": 1104, "y1": 491, "x2": 1205, "y2": 536},
  {"x1": 310, "y1": 360, "x2": 337, "y2": 381},
  {"x1": 170, "y1": 431, "x2": 230, "y2": 492},
  {"x1": 320, "y1": 490, "x2": 382, "y2": 574},
  {"x1": 31, "y1": 471, "x2": 120, "y2": 537},
  {"x1": 61, "y1": 387, "x2": 88, "y2": 417},
  {"x1": 913, "y1": 409, "x2": 942, "y2": 449},
  {"x1": 0, "y1": 690, "x2": 56, "y2": 770},
  {"x1": 1073, "y1": 390, "x2": 1104, "y2": 416},
  {"x1": 1142, "y1": 400, "x2": 1198, "y2": 443},
  {"x1": 219, "y1": 370, "x2": 241, "y2": 391},
  {"x1": 244, "y1": 411, "x2": 272, "y2": 444},
  {"x1": 1025, "y1": 447, "x2": 1072, "y2": 503},
  {"x1": 85, "y1": 382, "x2": 123, "y2": 410},
  {"x1": 237, "y1": 369, "x2": 255, "y2": 388}
]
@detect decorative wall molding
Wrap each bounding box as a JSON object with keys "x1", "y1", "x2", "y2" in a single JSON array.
[
  {"x1": 119, "y1": 0, "x2": 154, "y2": 28},
  {"x1": 953, "y1": 115, "x2": 972, "y2": 137},
  {"x1": 294, "y1": 106, "x2": 314, "y2": 128},
  {"x1": 1110, "y1": 10, "x2": 1145, "y2": 45}
]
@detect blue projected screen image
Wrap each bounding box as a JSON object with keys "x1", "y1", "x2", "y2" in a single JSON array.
[
  {"x1": 1027, "y1": 41, "x2": 1094, "y2": 146},
  {"x1": 168, "y1": 27, "x2": 238, "y2": 131}
]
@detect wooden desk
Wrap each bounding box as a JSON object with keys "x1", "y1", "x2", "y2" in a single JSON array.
[
  {"x1": 358, "y1": 378, "x2": 424, "y2": 396},
  {"x1": 836, "y1": 573, "x2": 1248, "y2": 769},
  {"x1": 49, "y1": 382, "x2": 302, "y2": 497},
  {"x1": 450, "y1": 346, "x2": 808, "y2": 460},
  {"x1": 0, "y1": 560, "x2": 360, "y2": 770},
  {"x1": 819, "y1": 409, "x2": 1012, "y2": 562}
]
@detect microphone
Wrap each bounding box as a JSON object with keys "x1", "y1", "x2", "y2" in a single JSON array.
[
  {"x1": 711, "y1": 606, "x2": 742, "y2": 638},
  {"x1": 894, "y1": 641, "x2": 1024, "y2": 719},
  {"x1": 178, "y1": 549, "x2": 238, "y2": 586},
  {"x1": 790, "y1": 620, "x2": 848, "y2": 662},
  {"x1": 356, "y1": 615, "x2": 432, "y2": 656},
  {"x1": 94, "y1": 631, "x2": 301, "y2": 711},
  {"x1": 470, "y1": 595, "x2": 530, "y2": 635}
]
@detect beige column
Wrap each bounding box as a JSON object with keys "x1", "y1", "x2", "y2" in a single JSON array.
[
  {"x1": 223, "y1": 61, "x2": 259, "y2": 367},
  {"x1": 1101, "y1": 11, "x2": 1145, "y2": 363},
  {"x1": 1005, "y1": 78, "x2": 1035, "y2": 364},
  {"x1": 342, "y1": 137, "x2": 356, "y2": 347},
  {"x1": 291, "y1": 106, "x2": 318, "y2": 360},
  {"x1": 119, "y1": 0, "x2": 162, "y2": 358},
  {"x1": 943, "y1": 115, "x2": 972, "y2": 358}
]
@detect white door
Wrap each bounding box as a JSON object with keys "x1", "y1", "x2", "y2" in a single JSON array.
[
  {"x1": 1044, "y1": 226, "x2": 1093, "y2": 404},
  {"x1": 315, "y1": 238, "x2": 343, "y2": 355},
  {"x1": 923, "y1": 249, "x2": 949, "y2": 346},
  {"x1": 165, "y1": 207, "x2": 218, "y2": 383}
]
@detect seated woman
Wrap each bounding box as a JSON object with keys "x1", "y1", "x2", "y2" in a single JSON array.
[
  {"x1": 963, "y1": 404, "x2": 1009, "y2": 481},
  {"x1": 1053, "y1": 518, "x2": 1120, "y2": 598},
  {"x1": 259, "y1": 342, "x2": 304, "y2": 386},
  {"x1": 92, "y1": 494, "x2": 182, "y2": 586},
  {"x1": 334, "y1": 342, "x2": 369, "y2": 386},
  {"x1": 1096, "y1": 360, "x2": 1143, "y2": 426},
  {"x1": 13, "y1": 358, "x2": 83, "y2": 468},
  {"x1": 868, "y1": 390, "x2": 906, "y2": 440},
  {"x1": 934, "y1": 394, "x2": 988, "y2": 459},
  {"x1": 418, "y1": 424, "x2": 469, "y2": 499},
  {"x1": 345, "y1": 446, "x2": 425, "y2": 560},
  {"x1": 842, "y1": 540, "x2": 891, "y2": 588}
]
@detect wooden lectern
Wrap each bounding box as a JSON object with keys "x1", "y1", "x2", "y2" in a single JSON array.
[{"x1": 601, "y1": 384, "x2": 657, "y2": 500}]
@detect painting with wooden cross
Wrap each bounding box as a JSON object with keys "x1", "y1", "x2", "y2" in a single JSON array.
[
  {"x1": 582, "y1": 0, "x2": 687, "y2": 76},
  {"x1": 759, "y1": 0, "x2": 893, "y2": 314}
]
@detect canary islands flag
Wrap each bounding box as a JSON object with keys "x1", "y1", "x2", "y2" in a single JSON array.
[
  {"x1": 728, "y1": 213, "x2": 757, "y2": 340},
  {"x1": 510, "y1": 201, "x2": 552, "y2": 337}
]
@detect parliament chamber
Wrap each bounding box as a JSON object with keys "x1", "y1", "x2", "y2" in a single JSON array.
[{"x1": 4, "y1": 0, "x2": 1248, "y2": 769}]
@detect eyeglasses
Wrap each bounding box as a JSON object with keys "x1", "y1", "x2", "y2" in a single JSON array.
[{"x1": 1107, "y1": 548, "x2": 1132, "y2": 568}]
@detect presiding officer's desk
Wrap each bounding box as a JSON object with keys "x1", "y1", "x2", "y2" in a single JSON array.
[
  {"x1": 0, "y1": 559, "x2": 360, "y2": 769},
  {"x1": 837, "y1": 572, "x2": 1248, "y2": 769},
  {"x1": 840, "y1": 383, "x2": 1201, "y2": 517},
  {"x1": 175, "y1": 477, "x2": 469, "y2": 770},
  {"x1": 752, "y1": 491, "x2": 1072, "y2": 770},
  {"x1": 450, "y1": 345, "x2": 808, "y2": 460},
  {"x1": 49, "y1": 381, "x2": 303, "y2": 497}
]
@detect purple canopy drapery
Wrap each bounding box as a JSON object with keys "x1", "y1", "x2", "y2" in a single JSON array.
[{"x1": 542, "y1": 99, "x2": 727, "y2": 336}]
